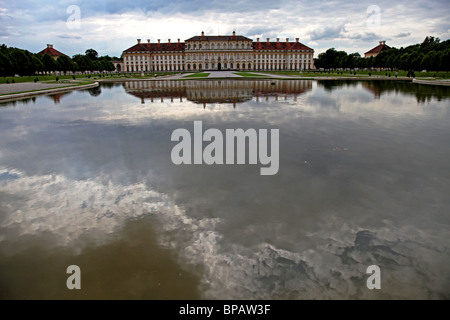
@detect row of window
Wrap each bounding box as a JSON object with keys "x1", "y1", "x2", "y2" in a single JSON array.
[
  {"x1": 185, "y1": 63, "x2": 248, "y2": 70},
  {"x1": 126, "y1": 63, "x2": 313, "y2": 72},
  {"x1": 125, "y1": 54, "x2": 312, "y2": 62},
  {"x1": 126, "y1": 62, "x2": 312, "y2": 70},
  {"x1": 126, "y1": 56, "x2": 183, "y2": 61},
  {"x1": 127, "y1": 60, "x2": 311, "y2": 66},
  {"x1": 186, "y1": 53, "x2": 252, "y2": 59},
  {"x1": 186, "y1": 43, "x2": 252, "y2": 50}
]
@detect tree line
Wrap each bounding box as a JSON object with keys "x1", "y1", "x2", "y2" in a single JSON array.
[
  {"x1": 0, "y1": 45, "x2": 118, "y2": 76},
  {"x1": 314, "y1": 36, "x2": 450, "y2": 71}
]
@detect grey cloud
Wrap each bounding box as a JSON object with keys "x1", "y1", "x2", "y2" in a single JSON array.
[
  {"x1": 309, "y1": 24, "x2": 347, "y2": 41},
  {"x1": 57, "y1": 34, "x2": 82, "y2": 40},
  {"x1": 361, "y1": 32, "x2": 382, "y2": 42},
  {"x1": 245, "y1": 26, "x2": 276, "y2": 37},
  {"x1": 348, "y1": 33, "x2": 362, "y2": 40},
  {"x1": 394, "y1": 32, "x2": 411, "y2": 38},
  {"x1": 0, "y1": 30, "x2": 11, "y2": 37},
  {"x1": 339, "y1": 31, "x2": 382, "y2": 42}
]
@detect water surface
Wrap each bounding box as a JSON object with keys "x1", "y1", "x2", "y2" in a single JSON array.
[{"x1": 1, "y1": 79, "x2": 449, "y2": 299}]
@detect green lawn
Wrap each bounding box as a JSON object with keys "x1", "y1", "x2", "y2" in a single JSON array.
[
  {"x1": 0, "y1": 74, "x2": 96, "y2": 84},
  {"x1": 0, "y1": 72, "x2": 184, "y2": 84},
  {"x1": 183, "y1": 73, "x2": 210, "y2": 78}
]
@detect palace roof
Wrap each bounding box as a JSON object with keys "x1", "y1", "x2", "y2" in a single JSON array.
[
  {"x1": 185, "y1": 35, "x2": 252, "y2": 42},
  {"x1": 124, "y1": 42, "x2": 185, "y2": 53},
  {"x1": 253, "y1": 41, "x2": 313, "y2": 51},
  {"x1": 123, "y1": 36, "x2": 314, "y2": 53}
]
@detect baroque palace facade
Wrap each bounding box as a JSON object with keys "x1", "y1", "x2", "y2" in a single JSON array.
[{"x1": 123, "y1": 31, "x2": 314, "y2": 72}]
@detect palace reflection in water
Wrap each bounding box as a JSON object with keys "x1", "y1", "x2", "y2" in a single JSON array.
[{"x1": 123, "y1": 79, "x2": 313, "y2": 107}]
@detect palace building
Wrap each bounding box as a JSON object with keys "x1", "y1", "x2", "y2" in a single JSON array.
[{"x1": 122, "y1": 31, "x2": 314, "y2": 72}]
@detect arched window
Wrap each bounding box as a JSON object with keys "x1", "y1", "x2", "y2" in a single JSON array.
[
  {"x1": 230, "y1": 63, "x2": 233, "y2": 69},
  {"x1": 199, "y1": 64, "x2": 202, "y2": 70},
  {"x1": 193, "y1": 63, "x2": 197, "y2": 70},
  {"x1": 224, "y1": 63, "x2": 227, "y2": 69},
  {"x1": 206, "y1": 44, "x2": 209, "y2": 49},
  {"x1": 241, "y1": 44, "x2": 244, "y2": 49},
  {"x1": 248, "y1": 63, "x2": 251, "y2": 69},
  {"x1": 187, "y1": 64, "x2": 191, "y2": 70},
  {"x1": 194, "y1": 44, "x2": 196, "y2": 49},
  {"x1": 237, "y1": 63, "x2": 240, "y2": 69}
]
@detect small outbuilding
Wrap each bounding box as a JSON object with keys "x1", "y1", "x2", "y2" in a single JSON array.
[{"x1": 364, "y1": 41, "x2": 390, "y2": 58}]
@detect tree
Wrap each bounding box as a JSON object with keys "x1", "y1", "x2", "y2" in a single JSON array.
[
  {"x1": 73, "y1": 54, "x2": 93, "y2": 73},
  {"x1": 32, "y1": 54, "x2": 44, "y2": 74},
  {"x1": 346, "y1": 53, "x2": 361, "y2": 69},
  {"x1": 398, "y1": 53, "x2": 410, "y2": 70},
  {"x1": 422, "y1": 36, "x2": 440, "y2": 46},
  {"x1": 42, "y1": 53, "x2": 57, "y2": 73},
  {"x1": 439, "y1": 48, "x2": 450, "y2": 71},
  {"x1": 57, "y1": 55, "x2": 75, "y2": 74},
  {"x1": 314, "y1": 36, "x2": 449, "y2": 71},
  {"x1": 11, "y1": 48, "x2": 37, "y2": 75},
  {"x1": 97, "y1": 59, "x2": 115, "y2": 72},
  {"x1": 314, "y1": 48, "x2": 347, "y2": 69},
  {"x1": 411, "y1": 53, "x2": 424, "y2": 70},
  {"x1": 0, "y1": 51, "x2": 12, "y2": 76},
  {"x1": 422, "y1": 51, "x2": 439, "y2": 71},
  {"x1": 85, "y1": 48, "x2": 98, "y2": 60}
]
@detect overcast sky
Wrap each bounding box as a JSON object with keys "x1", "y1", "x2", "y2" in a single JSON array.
[{"x1": 1, "y1": 0, "x2": 449, "y2": 58}]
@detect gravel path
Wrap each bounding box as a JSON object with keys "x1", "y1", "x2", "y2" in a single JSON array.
[
  {"x1": 0, "y1": 82, "x2": 75, "y2": 95},
  {"x1": 206, "y1": 71, "x2": 242, "y2": 78},
  {"x1": 162, "y1": 71, "x2": 303, "y2": 80}
]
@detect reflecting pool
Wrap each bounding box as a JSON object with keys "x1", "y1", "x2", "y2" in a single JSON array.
[{"x1": 0, "y1": 79, "x2": 449, "y2": 299}]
